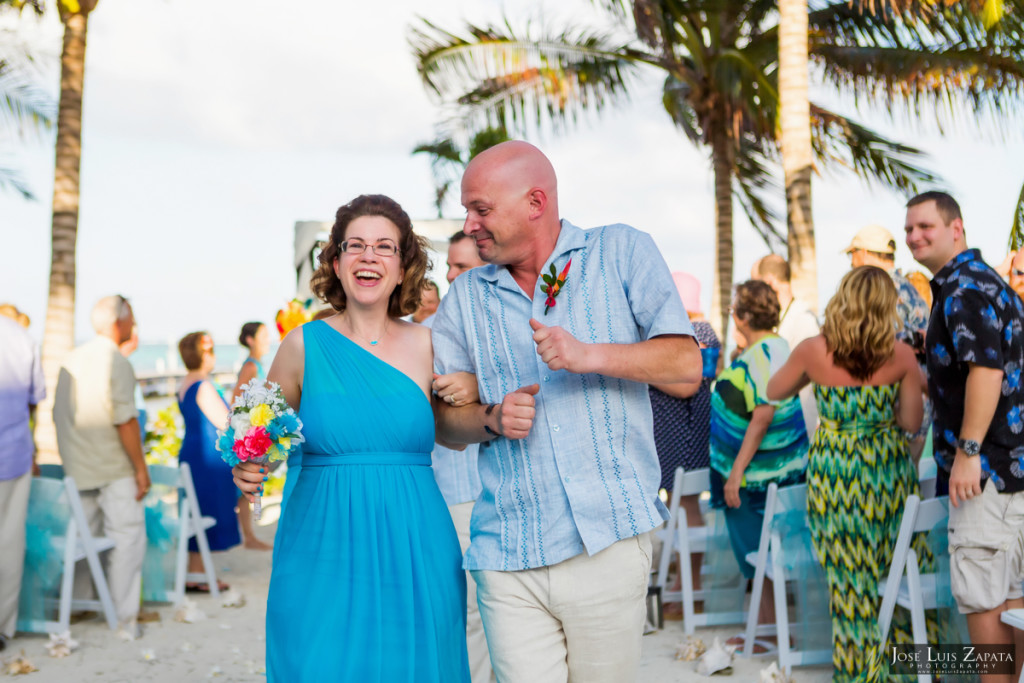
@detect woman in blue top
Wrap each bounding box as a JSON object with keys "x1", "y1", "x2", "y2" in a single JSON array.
[
  {"x1": 232, "y1": 322, "x2": 274, "y2": 550},
  {"x1": 177, "y1": 332, "x2": 238, "y2": 592},
  {"x1": 233, "y1": 195, "x2": 471, "y2": 682}
]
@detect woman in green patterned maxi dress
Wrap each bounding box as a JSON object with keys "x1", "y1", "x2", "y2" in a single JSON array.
[{"x1": 767, "y1": 266, "x2": 930, "y2": 682}]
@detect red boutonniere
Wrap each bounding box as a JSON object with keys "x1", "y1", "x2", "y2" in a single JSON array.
[{"x1": 540, "y1": 257, "x2": 572, "y2": 315}]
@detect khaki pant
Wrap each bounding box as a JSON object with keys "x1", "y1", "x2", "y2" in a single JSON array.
[
  {"x1": 473, "y1": 533, "x2": 652, "y2": 683},
  {"x1": 74, "y1": 477, "x2": 146, "y2": 625},
  {"x1": 0, "y1": 472, "x2": 31, "y2": 637},
  {"x1": 449, "y1": 501, "x2": 494, "y2": 683},
  {"x1": 948, "y1": 478, "x2": 1024, "y2": 614}
]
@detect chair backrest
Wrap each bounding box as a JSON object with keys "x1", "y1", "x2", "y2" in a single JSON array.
[
  {"x1": 918, "y1": 458, "x2": 937, "y2": 482},
  {"x1": 37, "y1": 464, "x2": 66, "y2": 480},
  {"x1": 678, "y1": 468, "x2": 711, "y2": 497},
  {"x1": 147, "y1": 464, "x2": 183, "y2": 489},
  {"x1": 912, "y1": 496, "x2": 948, "y2": 533}
]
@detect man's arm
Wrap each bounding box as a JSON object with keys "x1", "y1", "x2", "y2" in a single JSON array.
[
  {"x1": 529, "y1": 320, "x2": 700, "y2": 384},
  {"x1": 436, "y1": 385, "x2": 539, "y2": 445},
  {"x1": 116, "y1": 417, "x2": 150, "y2": 501},
  {"x1": 948, "y1": 364, "x2": 1003, "y2": 507}
]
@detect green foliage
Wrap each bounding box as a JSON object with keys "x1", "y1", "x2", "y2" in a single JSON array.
[
  {"x1": 412, "y1": 125, "x2": 510, "y2": 216},
  {"x1": 1010, "y1": 178, "x2": 1024, "y2": 251},
  {"x1": 145, "y1": 404, "x2": 182, "y2": 466},
  {"x1": 411, "y1": 0, "x2": 1024, "y2": 248}
]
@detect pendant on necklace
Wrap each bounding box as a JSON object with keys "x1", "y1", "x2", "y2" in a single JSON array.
[{"x1": 370, "y1": 340, "x2": 379, "y2": 346}]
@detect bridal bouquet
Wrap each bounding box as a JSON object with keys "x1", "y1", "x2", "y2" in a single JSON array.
[{"x1": 216, "y1": 378, "x2": 304, "y2": 519}]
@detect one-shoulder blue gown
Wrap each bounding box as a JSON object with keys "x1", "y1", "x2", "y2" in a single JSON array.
[{"x1": 266, "y1": 320, "x2": 469, "y2": 682}]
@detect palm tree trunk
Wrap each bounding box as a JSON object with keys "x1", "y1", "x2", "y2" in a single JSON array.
[
  {"x1": 779, "y1": 0, "x2": 818, "y2": 313},
  {"x1": 35, "y1": 5, "x2": 96, "y2": 463},
  {"x1": 709, "y1": 125, "x2": 734, "y2": 348}
]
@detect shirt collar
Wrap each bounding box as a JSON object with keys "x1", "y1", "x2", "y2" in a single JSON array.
[
  {"x1": 933, "y1": 248, "x2": 982, "y2": 287},
  {"x1": 475, "y1": 219, "x2": 587, "y2": 287}
]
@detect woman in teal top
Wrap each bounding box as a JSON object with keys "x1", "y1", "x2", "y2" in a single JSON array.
[
  {"x1": 232, "y1": 321, "x2": 274, "y2": 550},
  {"x1": 709, "y1": 280, "x2": 808, "y2": 648},
  {"x1": 232, "y1": 195, "x2": 470, "y2": 682}
]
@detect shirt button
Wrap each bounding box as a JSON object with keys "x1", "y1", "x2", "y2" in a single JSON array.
[
  {"x1": 553, "y1": 425, "x2": 560, "y2": 432},
  {"x1": 564, "y1": 476, "x2": 571, "y2": 483},
  {"x1": 543, "y1": 375, "x2": 550, "y2": 382}
]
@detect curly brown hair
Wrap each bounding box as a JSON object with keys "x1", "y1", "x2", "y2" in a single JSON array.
[
  {"x1": 310, "y1": 195, "x2": 431, "y2": 317},
  {"x1": 822, "y1": 266, "x2": 899, "y2": 381},
  {"x1": 733, "y1": 280, "x2": 780, "y2": 332}
]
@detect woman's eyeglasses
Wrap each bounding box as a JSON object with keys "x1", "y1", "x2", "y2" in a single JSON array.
[{"x1": 340, "y1": 240, "x2": 400, "y2": 257}]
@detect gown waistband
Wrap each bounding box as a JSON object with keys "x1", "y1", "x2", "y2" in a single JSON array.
[
  {"x1": 300, "y1": 452, "x2": 431, "y2": 467},
  {"x1": 818, "y1": 416, "x2": 897, "y2": 435}
]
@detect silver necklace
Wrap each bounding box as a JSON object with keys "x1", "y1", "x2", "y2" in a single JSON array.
[{"x1": 348, "y1": 316, "x2": 390, "y2": 346}]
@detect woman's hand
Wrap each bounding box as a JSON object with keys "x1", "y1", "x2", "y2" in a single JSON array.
[
  {"x1": 432, "y1": 371, "x2": 480, "y2": 407},
  {"x1": 233, "y1": 462, "x2": 266, "y2": 503},
  {"x1": 724, "y1": 470, "x2": 743, "y2": 509}
]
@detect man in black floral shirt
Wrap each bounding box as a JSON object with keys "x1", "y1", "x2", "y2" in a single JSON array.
[{"x1": 907, "y1": 190, "x2": 1024, "y2": 663}]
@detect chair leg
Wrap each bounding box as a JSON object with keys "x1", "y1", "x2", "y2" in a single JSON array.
[
  {"x1": 192, "y1": 514, "x2": 220, "y2": 598},
  {"x1": 173, "y1": 504, "x2": 189, "y2": 604},
  {"x1": 771, "y1": 533, "x2": 792, "y2": 676},
  {"x1": 744, "y1": 547, "x2": 768, "y2": 657},
  {"x1": 58, "y1": 520, "x2": 78, "y2": 634},
  {"x1": 679, "y1": 516, "x2": 696, "y2": 636},
  {"x1": 905, "y1": 549, "x2": 932, "y2": 683}
]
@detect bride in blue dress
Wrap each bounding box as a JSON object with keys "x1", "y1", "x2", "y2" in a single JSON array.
[{"x1": 233, "y1": 195, "x2": 471, "y2": 682}]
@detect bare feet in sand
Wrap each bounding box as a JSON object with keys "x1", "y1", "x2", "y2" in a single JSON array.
[{"x1": 243, "y1": 536, "x2": 273, "y2": 551}]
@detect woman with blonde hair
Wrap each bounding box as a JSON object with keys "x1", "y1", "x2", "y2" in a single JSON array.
[{"x1": 768, "y1": 266, "x2": 926, "y2": 682}]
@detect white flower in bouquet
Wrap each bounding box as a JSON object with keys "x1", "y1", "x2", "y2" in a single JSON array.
[
  {"x1": 241, "y1": 379, "x2": 271, "y2": 408},
  {"x1": 230, "y1": 412, "x2": 251, "y2": 436}
]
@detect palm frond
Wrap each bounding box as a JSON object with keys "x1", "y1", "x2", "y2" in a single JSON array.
[
  {"x1": 811, "y1": 104, "x2": 941, "y2": 192},
  {"x1": 1010, "y1": 177, "x2": 1024, "y2": 250},
  {"x1": 733, "y1": 140, "x2": 785, "y2": 249},
  {"x1": 0, "y1": 164, "x2": 33, "y2": 199},
  {"x1": 410, "y1": 18, "x2": 649, "y2": 134},
  {"x1": 815, "y1": 44, "x2": 1024, "y2": 117},
  {"x1": 0, "y1": 59, "x2": 53, "y2": 136}
]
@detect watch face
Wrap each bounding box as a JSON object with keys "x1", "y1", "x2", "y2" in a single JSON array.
[{"x1": 960, "y1": 439, "x2": 981, "y2": 456}]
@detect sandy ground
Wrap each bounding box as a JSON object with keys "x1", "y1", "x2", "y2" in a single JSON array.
[{"x1": 4, "y1": 511, "x2": 833, "y2": 682}]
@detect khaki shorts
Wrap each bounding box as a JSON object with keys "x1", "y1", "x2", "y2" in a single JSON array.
[{"x1": 948, "y1": 479, "x2": 1024, "y2": 614}]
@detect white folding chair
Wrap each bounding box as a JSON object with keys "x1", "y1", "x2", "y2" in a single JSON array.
[
  {"x1": 999, "y1": 610, "x2": 1024, "y2": 683},
  {"x1": 877, "y1": 494, "x2": 949, "y2": 683},
  {"x1": 918, "y1": 458, "x2": 938, "y2": 500},
  {"x1": 17, "y1": 475, "x2": 119, "y2": 634},
  {"x1": 653, "y1": 467, "x2": 747, "y2": 634},
  {"x1": 144, "y1": 462, "x2": 220, "y2": 603},
  {"x1": 742, "y1": 482, "x2": 832, "y2": 673}
]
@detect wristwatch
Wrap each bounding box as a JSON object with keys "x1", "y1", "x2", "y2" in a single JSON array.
[{"x1": 957, "y1": 438, "x2": 982, "y2": 457}]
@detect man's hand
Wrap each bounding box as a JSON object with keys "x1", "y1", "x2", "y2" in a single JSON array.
[
  {"x1": 530, "y1": 319, "x2": 591, "y2": 373},
  {"x1": 724, "y1": 471, "x2": 743, "y2": 509},
  {"x1": 497, "y1": 385, "x2": 540, "y2": 440},
  {"x1": 948, "y1": 451, "x2": 983, "y2": 508},
  {"x1": 233, "y1": 462, "x2": 267, "y2": 504},
  {"x1": 134, "y1": 467, "x2": 152, "y2": 502}
]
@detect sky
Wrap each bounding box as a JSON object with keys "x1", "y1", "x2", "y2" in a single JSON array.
[{"x1": 1, "y1": 0, "x2": 1021, "y2": 346}]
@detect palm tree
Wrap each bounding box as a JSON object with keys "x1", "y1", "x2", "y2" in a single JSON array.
[
  {"x1": 4, "y1": 0, "x2": 100, "y2": 461},
  {"x1": 778, "y1": 0, "x2": 815, "y2": 310},
  {"x1": 0, "y1": 5, "x2": 53, "y2": 198},
  {"x1": 412, "y1": 125, "x2": 511, "y2": 217},
  {"x1": 412, "y1": 0, "x2": 1024, "y2": 339}
]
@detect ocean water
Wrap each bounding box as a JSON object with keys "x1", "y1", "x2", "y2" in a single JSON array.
[{"x1": 128, "y1": 343, "x2": 279, "y2": 378}]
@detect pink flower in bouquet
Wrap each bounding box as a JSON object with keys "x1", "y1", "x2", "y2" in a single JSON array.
[{"x1": 233, "y1": 426, "x2": 273, "y2": 461}]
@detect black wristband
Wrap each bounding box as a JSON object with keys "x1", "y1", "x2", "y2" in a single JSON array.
[{"x1": 484, "y1": 403, "x2": 499, "y2": 437}]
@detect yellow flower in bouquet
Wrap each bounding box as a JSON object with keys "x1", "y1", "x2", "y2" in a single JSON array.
[{"x1": 249, "y1": 403, "x2": 274, "y2": 427}]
